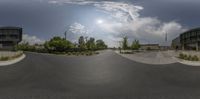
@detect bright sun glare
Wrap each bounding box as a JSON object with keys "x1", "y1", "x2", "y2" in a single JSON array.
[{"x1": 97, "y1": 19, "x2": 103, "y2": 24}]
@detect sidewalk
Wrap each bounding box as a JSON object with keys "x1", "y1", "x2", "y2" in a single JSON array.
[{"x1": 116, "y1": 50, "x2": 177, "y2": 65}]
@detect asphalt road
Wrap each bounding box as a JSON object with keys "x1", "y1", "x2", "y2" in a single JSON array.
[{"x1": 0, "y1": 50, "x2": 200, "y2": 99}]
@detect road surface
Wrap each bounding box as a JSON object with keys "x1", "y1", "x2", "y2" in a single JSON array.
[{"x1": 0, "y1": 50, "x2": 200, "y2": 99}]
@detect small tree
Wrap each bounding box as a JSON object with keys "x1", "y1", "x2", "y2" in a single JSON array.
[
  {"x1": 78, "y1": 36, "x2": 86, "y2": 51},
  {"x1": 122, "y1": 36, "x2": 128, "y2": 50},
  {"x1": 45, "y1": 36, "x2": 73, "y2": 52},
  {"x1": 96, "y1": 39, "x2": 107, "y2": 50},
  {"x1": 86, "y1": 37, "x2": 96, "y2": 51},
  {"x1": 16, "y1": 42, "x2": 36, "y2": 51},
  {"x1": 131, "y1": 40, "x2": 140, "y2": 50}
]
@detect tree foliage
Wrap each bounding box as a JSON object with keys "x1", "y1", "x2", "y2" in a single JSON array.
[
  {"x1": 122, "y1": 36, "x2": 128, "y2": 50},
  {"x1": 96, "y1": 39, "x2": 107, "y2": 50},
  {"x1": 44, "y1": 37, "x2": 73, "y2": 52},
  {"x1": 78, "y1": 36, "x2": 86, "y2": 50},
  {"x1": 131, "y1": 40, "x2": 140, "y2": 50},
  {"x1": 16, "y1": 36, "x2": 108, "y2": 53},
  {"x1": 86, "y1": 37, "x2": 96, "y2": 50},
  {"x1": 16, "y1": 42, "x2": 36, "y2": 51}
]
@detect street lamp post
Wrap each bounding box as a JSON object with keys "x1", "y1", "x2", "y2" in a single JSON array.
[{"x1": 64, "y1": 31, "x2": 67, "y2": 40}]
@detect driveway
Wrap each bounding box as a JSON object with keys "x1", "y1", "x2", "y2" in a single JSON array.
[
  {"x1": 117, "y1": 51, "x2": 178, "y2": 65},
  {"x1": 0, "y1": 50, "x2": 199, "y2": 99}
]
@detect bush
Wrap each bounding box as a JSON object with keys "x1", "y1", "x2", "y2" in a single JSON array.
[
  {"x1": 0, "y1": 56, "x2": 10, "y2": 61},
  {"x1": 81, "y1": 52, "x2": 85, "y2": 55},
  {"x1": 192, "y1": 55, "x2": 199, "y2": 61},
  {"x1": 66, "y1": 52, "x2": 72, "y2": 55},
  {"x1": 179, "y1": 53, "x2": 185, "y2": 59},
  {"x1": 88, "y1": 52, "x2": 93, "y2": 56},
  {"x1": 179, "y1": 53, "x2": 199, "y2": 61},
  {"x1": 12, "y1": 52, "x2": 23, "y2": 59},
  {"x1": 75, "y1": 52, "x2": 80, "y2": 56},
  {"x1": 95, "y1": 52, "x2": 99, "y2": 54},
  {"x1": 187, "y1": 55, "x2": 192, "y2": 60},
  {"x1": 72, "y1": 52, "x2": 76, "y2": 55}
]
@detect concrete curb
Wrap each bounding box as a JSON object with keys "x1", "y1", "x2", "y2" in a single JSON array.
[
  {"x1": 173, "y1": 57, "x2": 200, "y2": 66},
  {"x1": 0, "y1": 54, "x2": 26, "y2": 66}
]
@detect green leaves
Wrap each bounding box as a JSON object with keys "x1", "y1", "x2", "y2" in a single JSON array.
[
  {"x1": 122, "y1": 36, "x2": 128, "y2": 50},
  {"x1": 45, "y1": 36, "x2": 73, "y2": 52},
  {"x1": 131, "y1": 40, "x2": 140, "y2": 50}
]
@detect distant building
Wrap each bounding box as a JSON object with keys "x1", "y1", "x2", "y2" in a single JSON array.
[
  {"x1": 171, "y1": 37, "x2": 181, "y2": 50},
  {"x1": 0, "y1": 27, "x2": 22, "y2": 50},
  {"x1": 172, "y1": 27, "x2": 200, "y2": 51},
  {"x1": 140, "y1": 44, "x2": 160, "y2": 50}
]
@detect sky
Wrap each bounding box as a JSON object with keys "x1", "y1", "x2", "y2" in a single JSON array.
[{"x1": 0, "y1": 0, "x2": 200, "y2": 47}]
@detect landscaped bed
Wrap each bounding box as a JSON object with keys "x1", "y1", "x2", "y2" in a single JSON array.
[
  {"x1": 0, "y1": 51, "x2": 24, "y2": 61},
  {"x1": 178, "y1": 53, "x2": 199, "y2": 61}
]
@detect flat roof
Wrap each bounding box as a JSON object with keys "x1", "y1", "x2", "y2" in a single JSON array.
[
  {"x1": 0, "y1": 26, "x2": 22, "y2": 29},
  {"x1": 183, "y1": 27, "x2": 200, "y2": 34},
  {"x1": 141, "y1": 44, "x2": 159, "y2": 46}
]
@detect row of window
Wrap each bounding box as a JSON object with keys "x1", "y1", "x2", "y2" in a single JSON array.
[
  {"x1": 181, "y1": 31, "x2": 200, "y2": 38},
  {"x1": 0, "y1": 30, "x2": 20, "y2": 33},
  {"x1": 0, "y1": 34, "x2": 19, "y2": 39}
]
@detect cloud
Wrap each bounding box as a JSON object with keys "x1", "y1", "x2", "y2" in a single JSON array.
[
  {"x1": 69, "y1": 22, "x2": 90, "y2": 34},
  {"x1": 67, "y1": 22, "x2": 92, "y2": 42},
  {"x1": 48, "y1": 0, "x2": 186, "y2": 46},
  {"x1": 21, "y1": 34, "x2": 45, "y2": 45}
]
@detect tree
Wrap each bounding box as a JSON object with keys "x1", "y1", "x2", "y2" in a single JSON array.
[
  {"x1": 86, "y1": 37, "x2": 96, "y2": 50},
  {"x1": 122, "y1": 36, "x2": 128, "y2": 50},
  {"x1": 96, "y1": 39, "x2": 107, "y2": 50},
  {"x1": 78, "y1": 36, "x2": 86, "y2": 50},
  {"x1": 16, "y1": 42, "x2": 36, "y2": 51},
  {"x1": 131, "y1": 40, "x2": 140, "y2": 50},
  {"x1": 45, "y1": 36, "x2": 73, "y2": 52}
]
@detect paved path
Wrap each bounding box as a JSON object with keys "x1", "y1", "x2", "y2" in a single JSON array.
[
  {"x1": 117, "y1": 51, "x2": 178, "y2": 65},
  {"x1": 0, "y1": 50, "x2": 200, "y2": 99}
]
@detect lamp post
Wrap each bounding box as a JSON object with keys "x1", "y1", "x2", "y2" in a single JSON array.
[{"x1": 64, "y1": 31, "x2": 67, "y2": 40}]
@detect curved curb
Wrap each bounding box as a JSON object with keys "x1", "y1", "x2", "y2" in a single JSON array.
[
  {"x1": 173, "y1": 57, "x2": 200, "y2": 66},
  {"x1": 0, "y1": 54, "x2": 26, "y2": 66}
]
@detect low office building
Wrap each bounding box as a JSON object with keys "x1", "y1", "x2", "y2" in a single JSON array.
[
  {"x1": 140, "y1": 44, "x2": 160, "y2": 50},
  {"x1": 172, "y1": 27, "x2": 200, "y2": 51},
  {"x1": 171, "y1": 37, "x2": 181, "y2": 50},
  {"x1": 0, "y1": 27, "x2": 22, "y2": 50}
]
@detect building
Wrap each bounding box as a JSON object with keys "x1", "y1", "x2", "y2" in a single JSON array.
[
  {"x1": 140, "y1": 44, "x2": 160, "y2": 50},
  {"x1": 0, "y1": 27, "x2": 22, "y2": 50},
  {"x1": 172, "y1": 27, "x2": 200, "y2": 51},
  {"x1": 171, "y1": 37, "x2": 181, "y2": 50}
]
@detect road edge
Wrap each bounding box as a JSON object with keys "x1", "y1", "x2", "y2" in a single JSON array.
[
  {"x1": 173, "y1": 57, "x2": 200, "y2": 66},
  {"x1": 0, "y1": 54, "x2": 26, "y2": 66}
]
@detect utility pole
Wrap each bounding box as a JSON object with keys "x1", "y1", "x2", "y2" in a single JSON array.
[
  {"x1": 165, "y1": 32, "x2": 168, "y2": 42},
  {"x1": 64, "y1": 31, "x2": 67, "y2": 40}
]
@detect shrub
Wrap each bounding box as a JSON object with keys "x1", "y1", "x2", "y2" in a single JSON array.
[
  {"x1": 187, "y1": 55, "x2": 192, "y2": 61},
  {"x1": 75, "y1": 52, "x2": 80, "y2": 56},
  {"x1": 0, "y1": 56, "x2": 10, "y2": 61},
  {"x1": 72, "y1": 52, "x2": 76, "y2": 55},
  {"x1": 179, "y1": 53, "x2": 185, "y2": 59},
  {"x1": 67, "y1": 52, "x2": 72, "y2": 55},
  {"x1": 179, "y1": 53, "x2": 199, "y2": 61},
  {"x1": 95, "y1": 52, "x2": 99, "y2": 54},
  {"x1": 81, "y1": 52, "x2": 85, "y2": 55},
  {"x1": 192, "y1": 55, "x2": 199, "y2": 61},
  {"x1": 12, "y1": 52, "x2": 23, "y2": 59}
]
